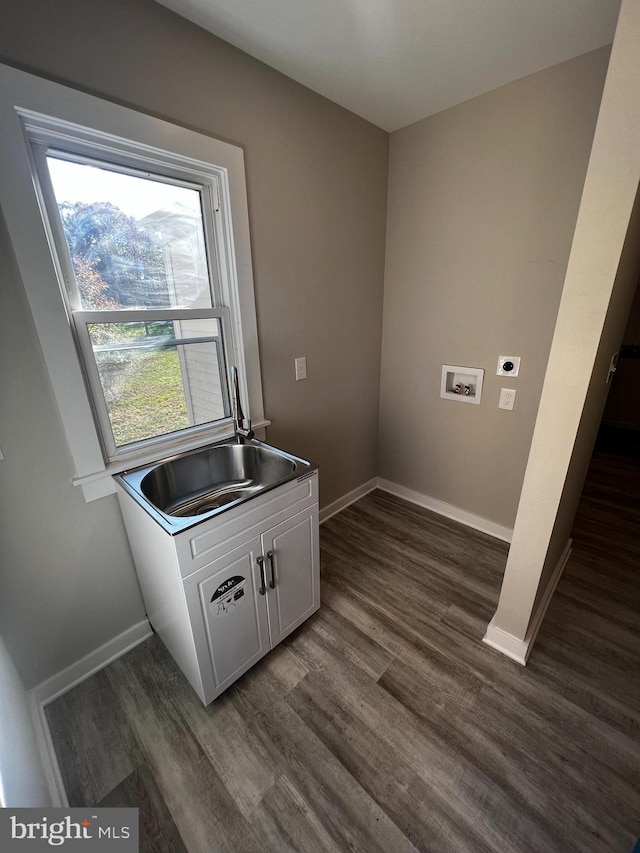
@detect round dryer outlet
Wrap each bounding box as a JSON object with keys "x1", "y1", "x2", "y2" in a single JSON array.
[{"x1": 497, "y1": 356, "x2": 521, "y2": 377}]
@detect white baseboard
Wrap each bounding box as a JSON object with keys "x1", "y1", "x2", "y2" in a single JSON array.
[
  {"x1": 27, "y1": 619, "x2": 152, "y2": 807},
  {"x1": 482, "y1": 618, "x2": 530, "y2": 665},
  {"x1": 483, "y1": 539, "x2": 572, "y2": 665},
  {"x1": 320, "y1": 476, "x2": 513, "y2": 543},
  {"x1": 29, "y1": 619, "x2": 152, "y2": 708},
  {"x1": 377, "y1": 478, "x2": 513, "y2": 543},
  {"x1": 319, "y1": 477, "x2": 378, "y2": 524}
]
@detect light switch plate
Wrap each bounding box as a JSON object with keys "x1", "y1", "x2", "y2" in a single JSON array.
[{"x1": 295, "y1": 356, "x2": 307, "y2": 381}]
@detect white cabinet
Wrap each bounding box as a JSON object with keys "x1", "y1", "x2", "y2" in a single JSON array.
[
  {"x1": 116, "y1": 471, "x2": 319, "y2": 705},
  {"x1": 185, "y1": 506, "x2": 319, "y2": 701}
]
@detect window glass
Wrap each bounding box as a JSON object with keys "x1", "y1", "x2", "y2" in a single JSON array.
[
  {"x1": 46, "y1": 155, "x2": 213, "y2": 310},
  {"x1": 87, "y1": 318, "x2": 230, "y2": 448}
]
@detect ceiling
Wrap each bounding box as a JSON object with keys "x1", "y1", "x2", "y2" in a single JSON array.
[{"x1": 154, "y1": 0, "x2": 621, "y2": 132}]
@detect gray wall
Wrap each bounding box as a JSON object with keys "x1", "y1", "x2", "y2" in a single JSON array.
[
  {"x1": 379, "y1": 48, "x2": 610, "y2": 528},
  {"x1": 0, "y1": 0, "x2": 388, "y2": 687}
]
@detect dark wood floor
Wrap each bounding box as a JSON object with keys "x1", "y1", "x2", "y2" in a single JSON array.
[{"x1": 46, "y1": 440, "x2": 640, "y2": 852}]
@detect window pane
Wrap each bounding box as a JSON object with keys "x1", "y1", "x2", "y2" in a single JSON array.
[
  {"x1": 47, "y1": 156, "x2": 213, "y2": 310},
  {"x1": 87, "y1": 319, "x2": 229, "y2": 447}
]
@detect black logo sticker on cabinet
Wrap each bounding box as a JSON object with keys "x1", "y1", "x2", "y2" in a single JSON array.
[{"x1": 210, "y1": 575, "x2": 246, "y2": 616}]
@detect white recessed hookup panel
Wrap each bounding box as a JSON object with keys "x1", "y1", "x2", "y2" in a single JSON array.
[{"x1": 440, "y1": 365, "x2": 484, "y2": 404}]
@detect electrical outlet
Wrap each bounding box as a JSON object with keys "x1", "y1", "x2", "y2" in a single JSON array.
[
  {"x1": 499, "y1": 388, "x2": 516, "y2": 410},
  {"x1": 295, "y1": 356, "x2": 307, "y2": 381}
]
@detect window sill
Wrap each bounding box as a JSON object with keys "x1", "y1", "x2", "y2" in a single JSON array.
[{"x1": 72, "y1": 419, "x2": 271, "y2": 503}]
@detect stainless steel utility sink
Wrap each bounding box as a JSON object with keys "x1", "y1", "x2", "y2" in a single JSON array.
[{"x1": 116, "y1": 439, "x2": 316, "y2": 533}]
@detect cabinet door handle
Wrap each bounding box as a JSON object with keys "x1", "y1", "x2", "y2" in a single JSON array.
[
  {"x1": 266, "y1": 550, "x2": 275, "y2": 589},
  {"x1": 256, "y1": 556, "x2": 266, "y2": 595}
]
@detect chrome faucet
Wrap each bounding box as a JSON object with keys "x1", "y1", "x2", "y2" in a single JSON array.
[{"x1": 231, "y1": 366, "x2": 254, "y2": 443}]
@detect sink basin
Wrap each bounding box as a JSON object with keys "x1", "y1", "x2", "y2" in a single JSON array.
[
  {"x1": 116, "y1": 439, "x2": 315, "y2": 533},
  {"x1": 142, "y1": 443, "x2": 297, "y2": 516}
]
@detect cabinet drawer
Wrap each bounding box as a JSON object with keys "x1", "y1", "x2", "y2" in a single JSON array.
[{"x1": 176, "y1": 471, "x2": 318, "y2": 576}]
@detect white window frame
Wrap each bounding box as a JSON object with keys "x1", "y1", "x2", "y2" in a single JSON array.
[{"x1": 0, "y1": 63, "x2": 267, "y2": 501}]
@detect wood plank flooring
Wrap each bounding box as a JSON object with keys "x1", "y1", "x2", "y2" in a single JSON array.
[{"x1": 46, "y1": 443, "x2": 640, "y2": 852}]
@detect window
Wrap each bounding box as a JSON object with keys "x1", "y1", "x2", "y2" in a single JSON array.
[
  {"x1": 0, "y1": 63, "x2": 266, "y2": 500},
  {"x1": 38, "y1": 152, "x2": 233, "y2": 460}
]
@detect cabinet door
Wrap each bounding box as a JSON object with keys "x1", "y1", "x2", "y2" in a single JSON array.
[
  {"x1": 187, "y1": 536, "x2": 270, "y2": 701},
  {"x1": 263, "y1": 505, "x2": 320, "y2": 646}
]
